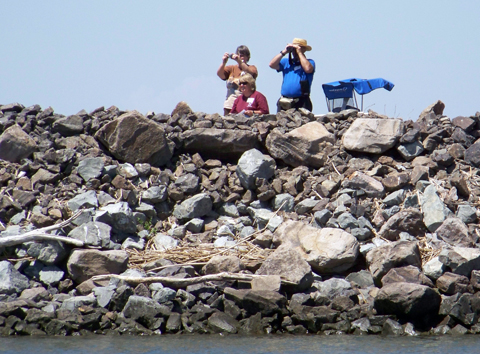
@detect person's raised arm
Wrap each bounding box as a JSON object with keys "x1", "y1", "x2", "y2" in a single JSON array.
[
  {"x1": 296, "y1": 48, "x2": 314, "y2": 73},
  {"x1": 217, "y1": 52, "x2": 230, "y2": 80},
  {"x1": 232, "y1": 54, "x2": 258, "y2": 78},
  {"x1": 269, "y1": 43, "x2": 291, "y2": 70}
]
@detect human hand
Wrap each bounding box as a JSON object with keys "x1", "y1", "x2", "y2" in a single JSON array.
[
  {"x1": 222, "y1": 52, "x2": 230, "y2": 62},
  {"x1": 245, "y1": 110, "x2": 254, "y2": 116}
]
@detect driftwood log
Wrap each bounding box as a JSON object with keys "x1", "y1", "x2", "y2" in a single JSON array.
[
  {"x1": 0, "y1": 210, "x2": 84, "y2": 248},
  {"x1": 91, "y1": 272, "x2": 297, "y2": 289}
]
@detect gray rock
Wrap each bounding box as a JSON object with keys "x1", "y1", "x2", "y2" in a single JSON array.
[
  {"x1": 99, "y1": 202, "x2": 137, "y2": 234},
  {"x1": 122, "y1": 295, "x2": 169, "y2": 324},
  {"x1": 342, "y1": 171, "x2": 385, "y2": 198},
  {"x1": 314, "y1": 209, "x2": 332, "y2": 226},
  {"x1": 382, "y1": 189, "x2": 406, "y2": 206},
  {"x1": 26, "y1": 240, "x2": 67, "y2": 265},
  {"x1": 236, "y1": 148, "x2": 276, "y2": 190},
  {"x1": 374, "y1": 282, "x2": 441, "y2": 319},
  {"x1": 118, "y1": 163, "x2": 139, "y2": 179},
  {"x1": 52, "y1": 115, "x2": 84, "y2": 136},
  {"x1": 271, "y1": 193, "x2": 295, "y2": 212},
  {"x1": 77, "y1": 157, "x2": 104, "y2": 182},
  {"x1": 422, "y1": 256, "x2": 444, "y2": 280},
  {"x1": 421, "y1": 185, "x2": 449, "y2": 232},
  {"x1": 456, "y1": 205, "x2": 477, "y2": 224},
  {"x1": 397, "y1": 141, "x2": 424, "y2": 161},
  {"x1": 465, "y1": 143, "x2": 480, "y2": 167},
  {"x1": 247, "y1": 207, "x2": 283, "y2": 232},
  {"x1": 153, "y1": 233, "x2": 178, "y2": 251},
  {"x1": 93, "y1": 285, "x2": 116, "y2": 308},
  {"x1": 182, "y1": 128, "x2": 259, "y2": 160},
  {"x1": 173, "y1": 193, "x2": 212, "y2": 220},
  {"x1": 0, "y1": 261, "x2": 30, "y2": 295},
  {"x1": 381, "y1": 265, "x2": 434, "y2": 287},
  {"x1": 342, "y1": 118, "x2": 403, "y2": 154},
  {"x1": 294, "y1": 198, "x2": 319, "y2": 215},
  {"x1": 142, "y1": 185, "x2": 168, "y2": 204},
  {"x1": 67, "y1": 249, "x2": 129, "y2": 284},
  {"x1": 377, "y1": 209, "x2": 425, "y2": 241},
  {"x1": 256, "y1": 247, "x2": 313, "y2": 292},
  {"x1": 366, "y1": 241, "x2": 422, "y2": 285},
  {"x1": 217, "y1": 203, "x2": 240, "y2": 217},
  {"x1": 95, "y1": 110, "x2": 174, "y2": 166},
  {"x1": 203, "y1": 255, "x2": 245, "y2": 275},
  {"x1": 439, "y1": 247, "x2": 480, "y2": 277},
  {"x1": 68, "y1": 221, "x2": 112, "y2": 249},
  {"x1": 67, "y1": 190, "x2": 98, "y2": 211},
  {"x1": 39, "y1": 265, "x2": 64, "y2": 286},
  {"x1": 275, "y1": 221, "x2": 359, "y2": 274},
  {"x1": 346, "y1": 270, "x2": 374, "y2": 288},
  {"x1": 184, "y1": 218, "x2": 204, "y2": 233},
  {"x1": 60, "y1": 295, "x2": 96, "y2": 311},
  {"x1": 174, "y1": 173, "x2": 199, "y2": 194},
  {"x1": 207, "y1": 312, "x2": 239, "y2": 334},
  {"x1": 436, "y1": 217, "x2": 474, "y2": 247},
  {"x1": 266, "y1": 122, "x2": 333, "y2": 168},
  {"x1": 337, "y1": 212, "x2": 358, "y2": 229},
  {"x1": 152, "y1": 287, "x2": 176, "y2": 303},
  {"x1": 0, "y1": 124, "x2": 37, "y2": 162}
]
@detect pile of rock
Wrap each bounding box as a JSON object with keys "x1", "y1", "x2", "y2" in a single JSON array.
[{"x1": 1, "y1": 99, "x2": 480, "y2": 336}]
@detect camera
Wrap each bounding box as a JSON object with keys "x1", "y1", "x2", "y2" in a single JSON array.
[{"x1": 229, "y1": 53, "x2": 235, "y2": 59}]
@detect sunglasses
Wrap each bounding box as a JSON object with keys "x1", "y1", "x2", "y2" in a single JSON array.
[{"x1": 239, "y1": 82, "x2": 248, "y2": 85}]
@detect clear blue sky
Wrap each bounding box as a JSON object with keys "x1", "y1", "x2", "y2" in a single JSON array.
[{"x1": 1, "y1": 1, "x2": 479, "y2": 120}]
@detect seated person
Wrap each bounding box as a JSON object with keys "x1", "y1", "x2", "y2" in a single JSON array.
[{"x1": 230, "y1": 74, "x2": 269, "y2": 116}]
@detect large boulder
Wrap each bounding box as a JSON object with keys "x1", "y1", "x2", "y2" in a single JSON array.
[
  {"x1": 66, "y1": 249, "x2": 129, "y2": 284},
  {"x1": 366, "y1": 241, "x2": 422, "y2": 285},
  {"x1": 95, "y1": 110, "x2": 173, "y2": 166},
  {"x1": 181, "y1": 128, "x2": 259, "y2": 159},
  {"x1": 236, "y1": 148, "x2": 276, "y2": 190},
  {"x1": 0, "y1": 124, "x2": 37, "y2": 162},
  {"x1": 374, "y1": 282, "x2": 441, "y2": 319},
  {"x1": 274, "y1": 221, "x2": 359, "y2": 274},
  {"x1": 265, "y1": 122, "x2": 334, "y2": 168},
  {"x1": 342, "y1": 118, "x2": 403, "y2": 154},
  {"x1": 255, "y1": 246, "x2": 313, "y2": 292}
]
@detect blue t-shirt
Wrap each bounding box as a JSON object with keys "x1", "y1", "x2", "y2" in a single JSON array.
[{"x1": 278, "y1": 57, "x2": 315, "y2": 98}]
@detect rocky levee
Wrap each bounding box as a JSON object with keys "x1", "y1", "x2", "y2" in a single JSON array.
[{"x1": 0, "y1": 100, "x2": 480, "y2": 336}]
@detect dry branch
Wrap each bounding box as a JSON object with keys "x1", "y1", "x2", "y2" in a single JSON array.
[
  {"x1": 0, "y1": 210, "x2": 84, "y2": 248},
  {"x1": 91, "y1": 271, "x2": 297, "y2": 289}
]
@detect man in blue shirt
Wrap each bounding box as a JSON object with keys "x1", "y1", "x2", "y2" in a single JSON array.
[{"x1": 269, "y1": 38, "x2": 315, "y2": 112}]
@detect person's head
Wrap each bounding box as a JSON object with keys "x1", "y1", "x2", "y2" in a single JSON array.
[
  {"x1": 236, "y1": 45, "x2": 251, "y2": 62},
  {"x1": 292, "y1": 38, "x2": 312, "y2": 54},
  {"x1": 238, "y1": 73, "x2": 256, "y2": 95}
]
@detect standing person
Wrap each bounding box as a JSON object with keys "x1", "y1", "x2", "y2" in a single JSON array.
[
  {"x1": 217, "y1": 45, "x2": 258, "y2": 116},
  {"x1": 269, "y1": 38, "x2": 315, "y2": 112},
  {"x1": 230, "y1": 74, "x2": 269, "y2": 116}
]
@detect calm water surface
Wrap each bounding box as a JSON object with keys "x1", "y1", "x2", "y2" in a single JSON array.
[{"x1": 1, "y1": 335, "x2": 480, "y2": 354}]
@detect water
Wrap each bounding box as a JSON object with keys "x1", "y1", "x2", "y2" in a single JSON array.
[{"x1": 1, "y1": 335, "x2": 480, "y2": 354}]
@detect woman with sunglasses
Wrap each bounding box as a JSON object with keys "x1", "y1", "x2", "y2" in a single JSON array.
[
  {"x1": 230, "y1": 74, "x2": 269, "y2": 116},
  {"x1": 217, "y1": 45, "x2": 258, "y2": 115}
]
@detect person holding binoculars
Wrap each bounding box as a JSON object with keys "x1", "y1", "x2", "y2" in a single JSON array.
[
  {"x1": 217, "y1": 45, "x2": 258, "y2": 115},
  {"x1": 269, "y1": 38, "x2": 315, "y2": 112}
]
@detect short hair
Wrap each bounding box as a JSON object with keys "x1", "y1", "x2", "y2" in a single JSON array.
[
  {"x1": 236, "y1": 45, "x2": 251, "y2": 61},
  {"x1": 239, "y1": 73, "x2": 256, "y2": 91}
]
